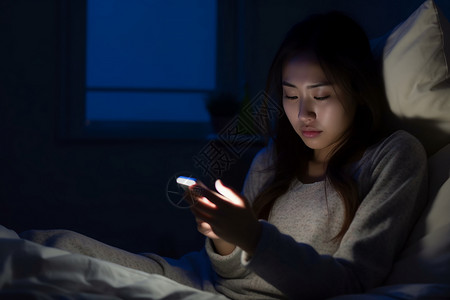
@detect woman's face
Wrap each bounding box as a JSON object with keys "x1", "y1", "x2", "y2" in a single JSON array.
[{"x1": 282, "y1": 53, "x2": 356, "y2": 162}]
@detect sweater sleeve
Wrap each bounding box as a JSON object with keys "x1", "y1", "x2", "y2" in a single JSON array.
[
  {"x1": 242, "y1": 145, "x2": 275, "y2": 204},
  {"x1": 204, "y1": 239, "x2": 251, "y2": 279},
  {"x1": 242, "y1": 131, "x2": 428, "y2": 299}
]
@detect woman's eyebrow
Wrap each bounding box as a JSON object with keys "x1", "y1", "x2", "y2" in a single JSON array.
[
  {"x1": 282, "y1": 80, "x2": 297, "y2": 88},
  {"x1": 307, "y1": 82, "x2": 332, "y2": 89},
  {"x1": 282, "y1": 80, "x2": 332, "y2": 89}
]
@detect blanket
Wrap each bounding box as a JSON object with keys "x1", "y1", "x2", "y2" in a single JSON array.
[
  {"x1": 0, "y1": 225, "x2": 226, "y2": 300},
  {"x1": 2, "y1": 225, "x2": 450, "y2": 299}
]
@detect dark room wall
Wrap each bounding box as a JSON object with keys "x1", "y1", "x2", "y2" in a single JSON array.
[{"x1": 0, "y1": 0, "x2": 258, "y2": 257}]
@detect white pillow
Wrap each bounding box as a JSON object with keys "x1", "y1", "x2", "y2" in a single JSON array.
[
  {"x1": 381, "y1": 0, "x2": 450, "y2": 155},
  {"x1": 385, "y1": 143, "x2": 450, "y2": 285}
]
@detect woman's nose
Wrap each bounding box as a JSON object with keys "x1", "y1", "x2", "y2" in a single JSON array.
[{"x1": 298, "y1": 99, "x2": 316, "y2": 121}]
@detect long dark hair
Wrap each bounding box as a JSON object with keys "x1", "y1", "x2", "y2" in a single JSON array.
[{"x1": 252, "y1": 12, "x2": 390, "y2": 241}]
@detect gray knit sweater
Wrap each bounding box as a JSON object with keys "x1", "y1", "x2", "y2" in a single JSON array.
[{"x1": 206, "y1": 130, "x2": 428, "y2": 299}]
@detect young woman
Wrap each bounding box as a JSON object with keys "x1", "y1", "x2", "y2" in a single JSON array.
[
  {"x1": 186, "y1": 11, "x2": 428, "y2": 299},
  {"x1": 22, "y1": 12, "x2": 427, "y2": 299}
]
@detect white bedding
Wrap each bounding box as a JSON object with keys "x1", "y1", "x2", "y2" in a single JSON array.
[
  {"x1": 0, "y1": 225, "x2": 226, "y2": 300},
  {"x1": 1, "y1": 225, "x2": 450, "y2": 300}
]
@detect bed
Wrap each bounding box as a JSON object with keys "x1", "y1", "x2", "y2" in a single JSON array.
[{"x1": 1, "y1": 0, "x2": 450, "y2": 299}]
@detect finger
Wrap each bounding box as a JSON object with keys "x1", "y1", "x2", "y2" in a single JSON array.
[
  {"x1": 190, "y1": 199, "x2": 216, "y2": 221},
  {"x1": 197, "y1": 220, "x2": 212, "y2": 231},
  {"x1": 189, "y1": 183, "x2": 219, "y2": 199},
  {"x1": 191, "y1": 207, "x2": 211, "y2": 223},
  {"x1": 197, "y1": 196, "x2": 217, "y2": 209},
  {"x1": 215, "y1": 180, "x2": 245, "y2": 207},
  {"x1": 196, "y1": 220, "x2": 220, "y2": 239},
  {"x1": 190, "y1": 185, "x2": 228, "y2": 207}
]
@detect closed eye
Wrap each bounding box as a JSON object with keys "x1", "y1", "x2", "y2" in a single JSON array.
[
  {"x1": 284, "y1": 95, "x2": 298, "y2": 100},
  {"x1": 314, "y1": 95, "x2": 330, "y2": 100}
]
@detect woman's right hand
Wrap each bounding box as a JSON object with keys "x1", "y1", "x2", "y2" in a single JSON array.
[
  {"x1": 195, "y1": 217, "x2": 220, "y2": 240},
  {"x1": 197, "y1": 216, "x2": 236, "y2": 255},
  {"x1": 186, "y1": 185, "x2": 236, "y2": 255}
]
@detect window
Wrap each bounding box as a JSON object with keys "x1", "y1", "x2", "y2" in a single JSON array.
[{"x1": 59, "y1": 0, "x2": 239, "y2": 140}]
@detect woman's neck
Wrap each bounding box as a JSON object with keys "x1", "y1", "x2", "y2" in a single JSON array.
[{"x1": 298, "y1": 160, "x2": 326, "y2": 184}]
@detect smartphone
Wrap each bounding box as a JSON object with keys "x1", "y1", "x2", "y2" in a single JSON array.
[{"x1": 176, "y1": 176, "x2": 197, "y2": 191}]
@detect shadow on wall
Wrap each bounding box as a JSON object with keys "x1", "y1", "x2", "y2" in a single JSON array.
[{"x1": 388, "y1": 114, "x2": 450, "y2": 156}]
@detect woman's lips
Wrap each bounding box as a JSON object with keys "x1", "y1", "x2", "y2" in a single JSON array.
[{"x1": 301, "y1": 130, "x2": 322, "y2": 138}]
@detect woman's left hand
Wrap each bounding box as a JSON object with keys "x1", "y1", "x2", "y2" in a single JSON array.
[{"x1": 190, "y1": 180, "x2": 262, "y2": 255}]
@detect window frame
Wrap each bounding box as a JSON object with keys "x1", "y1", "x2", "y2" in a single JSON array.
[{"x1": 58, "y1": 0, "x2": 239, "y2": 141}]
